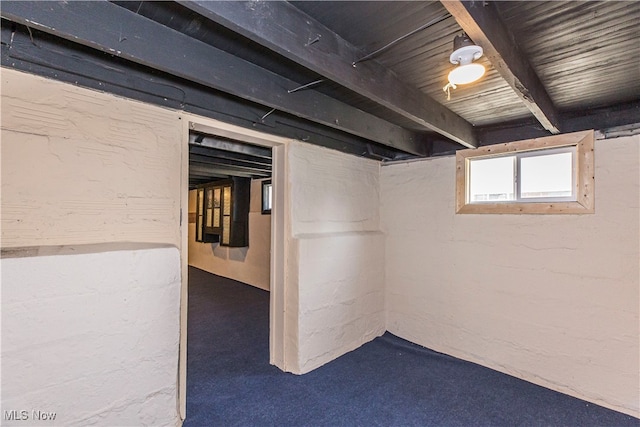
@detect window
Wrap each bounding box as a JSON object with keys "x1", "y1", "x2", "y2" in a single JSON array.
[
  {"x1": 456, "y1": 130, "x2": 594, "y2": 214},
  {"x1": 261, "y1": 179, "x2": 272, "y2": 214},
  {"x1": 468, "y1": 146, "x2": 576, "y2": 203},
  {"x1": 195, "y1": 178, "x2": 251, "y2": 246}
]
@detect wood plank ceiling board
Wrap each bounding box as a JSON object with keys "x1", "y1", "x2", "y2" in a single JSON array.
[
  {"x1": 442, "y1": 0, "x2": 562, "y2": 133},
  {"x1": 496, "y1": 1, "x2": 640, "y2": 111},
  {"x1": 292, "y1": 1, "x2": 437, "y2": 50},
  {"x1": 112, "y1": 0, "x2": 432, "y2": 145},
  {"x1": 112, "y1": 1, "x2": 323, "y2": 89},
  {"x1": 292, "y1": 1, "x2": 534, "y2": 127},
  {"x1": 288, "y1": 2, "x2": 459, "y2": 132},
  {"x1": 1, "y1": 1, "x2": 427, "y2": 156},
  {"x1": 2, "y1": 0, "x2": 638, "y2": 162},
  {"x1": 181, "y1": 0, "x2": 478, "y2": 148}
]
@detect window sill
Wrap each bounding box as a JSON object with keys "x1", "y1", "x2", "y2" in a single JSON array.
[{"x1": 456, "y1": 200, "x2": 594, "y2": 215}]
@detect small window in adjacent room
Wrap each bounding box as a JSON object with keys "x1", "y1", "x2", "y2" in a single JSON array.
[
  {"x1": 456, "y1": 130, "x2": 594, "y2": 214},
  {"x1": 261, "y1": 179, "x2": 272, "y2": 214}
]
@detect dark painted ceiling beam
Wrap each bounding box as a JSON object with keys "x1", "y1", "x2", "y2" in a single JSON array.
[
  {"x1": 179, "y1": 0, "x2": 477, "y2": 148},
  {"x1": 561, "y1": 100, "x2": 640, "y2": 135},
  {"x1": 476, "y1": 100, "x2": 640, "y2": 146},
  {"x1": 442, "y1": 0, "x2": 561, "y2": 134},
  {"x1": 189, "y1": 134, "x2": 272, "y2": 160},
  {"x1": 188, "y1": 163, "x2": 267, "y2": 179},
  {"x1": 189, "y1": 153, "x2": 272, "y2": 173},
  {"x1": 189, "y1": 147, "x2": 271, "y2": 172},
  {"x1": 188, "y1": 145, "x2": 272, "y2": 167},
  {"x1": 1, "y1": 23, "x2": 407, "y2": 162},
  {"x1": 189, "y1": 171, "x2": 232, "y2": 180},
  {"x1": 1, "y1": 1, "x2": 429, "y2": 156}
]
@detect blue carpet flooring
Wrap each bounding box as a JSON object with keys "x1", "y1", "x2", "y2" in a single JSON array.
[{"x1": 184, "y1": 266, "x2": 638, "y2": 426}]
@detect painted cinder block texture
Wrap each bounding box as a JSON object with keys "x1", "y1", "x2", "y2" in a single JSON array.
[
  {"x1": 289, "y1": 142, "x2": 380, "y2": 236},
  {"x1": 288, "y1": 142, "x2": 385, "y2": 373},
  {"x1": 297, "y1": 232, "x2": 385, "y2": 373},
  {"x1": 1, "y1": 69, "x2": 183, "y2": 425},
  {"x1": 1, "y1": 68, "x2": 182, "y2": 248},
  {"x1": 1, "y1": 247, "x2": 181, "y2": 426},
  {"x1": 380, "y1": 135, "x2": 640, "y2": 417}
]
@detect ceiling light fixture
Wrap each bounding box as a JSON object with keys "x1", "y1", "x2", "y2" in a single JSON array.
[{"x1": 443, "y1": 33, "x2": 485, "y2": 100}]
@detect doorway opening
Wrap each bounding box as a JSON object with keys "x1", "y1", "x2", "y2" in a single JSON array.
[
  {"x1": 188, "y1": 131, "x2": 273, "y2": 289},
  {"x1": 179, "y1": 116, "x2": 289, "y2": 419}
]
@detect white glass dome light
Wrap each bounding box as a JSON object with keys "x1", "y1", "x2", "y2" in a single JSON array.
[
  {"x1": 448, "y1": 43, "x2": 485, "y2": 84},
  {"x1": 443, "y1": 34, "x2": 485, "y2": 99}
]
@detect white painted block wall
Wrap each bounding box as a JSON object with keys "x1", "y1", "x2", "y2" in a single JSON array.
[
  {"x1": 297, "y1": 232, "x2": 385, "y2": 372},
  {"x1": 0, "y1": 70, "x2": 182, "y2": 248},
  {"x1": 286, "y1": 142, "x2": 385, "y2": 373},
  {"x1": 1, "y1": 69, "x2": 183, "y2": 425},
  {"x1": 1, "y1": 246, "x2": 181, "y2": 426},
  {"x1": 380, "y1": 135, "x2": 640, "y2": 417}
]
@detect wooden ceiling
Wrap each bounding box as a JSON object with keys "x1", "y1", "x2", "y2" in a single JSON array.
[{"x1": 2, "y1": 1, "x2": 638, "y2": 183}]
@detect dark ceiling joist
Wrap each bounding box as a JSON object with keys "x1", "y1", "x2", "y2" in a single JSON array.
[
  {"x1": 477, "y1": 100, "x2": 640, "y2": 146},
  {"x1": 179, "y1": 0, "x2": 477, "y2": 149},
  {"x1": 442, "y1": 0, "x2": 561, "y2": 134},
  {"x1": 188, "y1": 145, "x2": 272, "y2": 168},
  {"x1": 189, "y1": 171, "x2": 231, "y2": 181},
  {"x1": 189, "y1": 134, "x2": 272, "y2": 160},
  {"x1": 189, "y1": 145, "x2": 271, "y2": 172},
  {"x1": 188, "y1": 163, "x2": 265, "y2": 179},
  {"x1": 189, "y1": 154, "x2": 272, "y2": 175},
  {"x1": 1, "y1": 1, "x2": 429, "y2": 157},
  {"x1": 1, "y1": 24, "x2": 407, "y2": 162}
]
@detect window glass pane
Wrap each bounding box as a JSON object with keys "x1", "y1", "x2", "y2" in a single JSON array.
[
  {"x1": 266, "y1": 184, "x2": 272, "y2": 210},
  {"x1": 213, "y1": 208, "x2": 220, "y2": 227},
  {"x1": 198, "y1": 189, "x2": 204, "y2": 213},
  {"x1": 206, "y1": 208, "x2": 213, "y2": 227},
  {"x1": 206, "y1": 189, "x2": 213, "y2": 208},
  {"x1": 223, "y1": 186, "x2": 231, "y2": 215},
  {"x1": 520, "y1": 151, "x2": 573, "y2": 199},
  {"x1": 469, "y1": 156, "x2": 515, "y2": 202},
  {"x1": 222, "y1": 216, "x2": 231, "y2": 244},
  {"x1": 262, "y1": 181, "x2": 272, "y2": 213}
]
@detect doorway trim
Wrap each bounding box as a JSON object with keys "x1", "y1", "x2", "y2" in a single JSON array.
[{"x1": 178, "y1": 113, "x2": 292, "y2": 419}]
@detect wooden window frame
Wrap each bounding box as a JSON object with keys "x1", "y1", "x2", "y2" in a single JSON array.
[{"x1": 456, "y1": 130, "x2": 595, "y2": 214}]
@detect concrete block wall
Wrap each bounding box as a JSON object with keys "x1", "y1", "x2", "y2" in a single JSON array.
[
  {"x1": 2, "y1": 246, "x2": 181, "y2": 426},
  {"x1": 0, "y1": 71, "x2": 181, "y2": 248},
  {"x1": 380, "y1": 135, "x2": 640, "y2": 417},
  {"x1": 297, "y1": 232, "x2": 385, "y2": 372},
  {"x1": 1, "y1": 69, "x2": 182, "y2": 425},
  {"x1": 286, "y1": 141, "x2": 385, "y2": 373}
]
